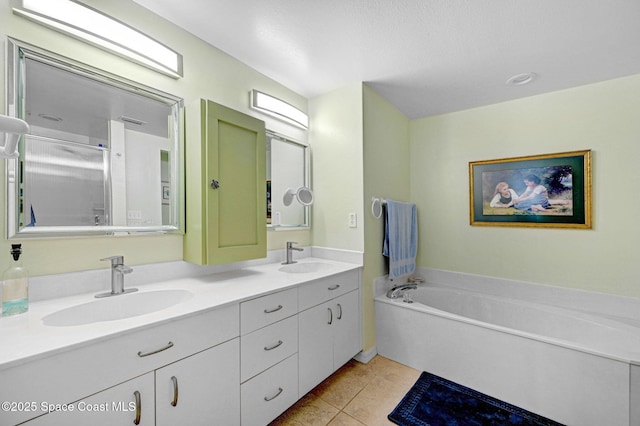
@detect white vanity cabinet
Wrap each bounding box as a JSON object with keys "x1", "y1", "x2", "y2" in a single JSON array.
[
  {"x1": 5, "y1": 305, "x2": 240, "y2": 425},
  {"x1": 155, "y1": 339, "x2": 240, "y2": 426},
  {"x1": 25, "y1": 373, "x2": 156, "y2": 426},
  {"x1": 2, "y1": 262, "x2": 362, "y2": 426},
  {"x1": 239, "y1": 288, "x2": 299, "y2": 426},
  {"x1": 24, "y1": 340, "x2": 240, "y2": 426},
  {"x1": 298, "y1": 270, "x2": 362, "y2": 396}
]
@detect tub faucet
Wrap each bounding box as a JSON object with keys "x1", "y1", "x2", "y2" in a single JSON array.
[
  {"x1": 96, "y1": 255, "x2": 136, "y2": 298},
  {"x1": 282, "y1": 241, "x2": 304, "y2": 265},
  {"x1": 386, "y1": 283, "x2": 418, "y2": 299}
]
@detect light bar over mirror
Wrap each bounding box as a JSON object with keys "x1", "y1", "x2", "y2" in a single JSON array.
[
  {"x1": 12, "y1": 0, "x2": 183, "y2": 78},
  {"x1": 250, "y1": 90, "x2": 309, "y2": 129}
]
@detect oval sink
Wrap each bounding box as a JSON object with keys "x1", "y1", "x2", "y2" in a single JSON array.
[
  {"x1": 278, "y1": 262, "x2": 333, "y2": 274},
  {"x1": 42, "y1": 289, "x2": 193, "y2": 327}
]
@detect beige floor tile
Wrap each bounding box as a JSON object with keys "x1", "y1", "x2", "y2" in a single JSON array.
[
  {"x1": 327, "y1": 412, "x2": 367, "y2": 426},
  {"x1": 312, "y1": 361, "x2": 376, "y2": 409},
  {"x1": 369, "y1": 356, "x2": 421, "y2": 388},
  {"x1": 343, "y1": 375, "x2": 412, "y2": 426},
  {"x1": 272, "y1": 356, "x2": 420, "y2": 426},
  {"x1": 269, "y1": 393, "x2": 339, "y2": 426}
]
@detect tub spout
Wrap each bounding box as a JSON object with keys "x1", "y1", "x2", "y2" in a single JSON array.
[{"x1": 387, "y1": 283, "x2": 418, "y2": 299}]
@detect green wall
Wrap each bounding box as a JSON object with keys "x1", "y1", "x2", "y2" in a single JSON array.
[
  {"x1": 362, "y1": 85, "x2": 410, "y2": 352},
  {"x1": 309, "y1": 84, "x2": 364, "y2": 252},
  {"x1": 0, "y1": 0, "x2": 309, "y2": 276},
  {"x1": 410, "y1": 74, "x2": 640, "y2": 297}
]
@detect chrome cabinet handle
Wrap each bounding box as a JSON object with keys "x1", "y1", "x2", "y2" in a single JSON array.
[
  {"x1": 328, "y1": 307, "x2": 333, "y2": 325},
  {"x1": 328, "y1": 284, "x2": 340, "y2": 291},
  {"x1": 264, "y1": 305, "x2": 283, "y2": 314},
  {"x1": 337, "y1": 303, "x2": 343, "y2": 320},
  {"x1": 264, "y1": 387, "x2": 283, "y2": 402},
  {"x1": 137, "y1": 341, "x2": 174, "y2": 357},
  {"x1": 210, "y1": 179, "x2": 220, "y2": 189},
  {"x1": 170, "y1": 376, "x2": 179, "y2": 407},
  {"x1": 133, "y1": 391, "x2": 141, "y2": 425},
  {"x1": 264, "y1": 340, "x2": 283, "y2": 351}
]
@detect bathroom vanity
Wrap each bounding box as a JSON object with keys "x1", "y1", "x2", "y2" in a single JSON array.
[{"x1": 0, "y1": 258, "x2": 362, "y2": 425}]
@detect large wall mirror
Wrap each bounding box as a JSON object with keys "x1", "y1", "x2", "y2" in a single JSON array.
[
  {"x1": 5, "y1": 38, "x2": 184, "y2": 238},
  {"x1": 267, "y1": 132, "x2": 311, "y2": 229}
]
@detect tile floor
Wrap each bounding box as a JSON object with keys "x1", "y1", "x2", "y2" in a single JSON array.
[{"x1": 269, "y1": 356, "x2": 421, "y2": 426}]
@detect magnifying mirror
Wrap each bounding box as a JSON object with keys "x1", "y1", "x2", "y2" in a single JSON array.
[
  {"x1": 283, "y1": 188, "x2": 296, "y2": 206},
  {"x1": 296, "y1": 187, "x2": 313, "y2": 206},
  {"x1": 283, "y1": 186, "x2": 314, "y2": 207}
]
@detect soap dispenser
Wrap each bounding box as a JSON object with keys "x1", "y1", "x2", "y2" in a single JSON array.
[{"x1": 2, "y1": 244, "x2": 29, "y2": 316}]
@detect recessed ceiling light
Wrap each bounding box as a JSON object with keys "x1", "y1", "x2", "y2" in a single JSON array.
[
  {"x1": 38, "y1": 113, "x2": 63, "y2": 122},
  {"x1": 506, "y1": 72, "x2": 537, "y2": 86},
  {"x1": 120, "y1": 116, "x2": 147, "y2": 126}
]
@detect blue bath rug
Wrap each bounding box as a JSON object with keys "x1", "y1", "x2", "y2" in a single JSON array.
[{"x1": 388, "y1": 372, "x2": 565, "y2": 426}]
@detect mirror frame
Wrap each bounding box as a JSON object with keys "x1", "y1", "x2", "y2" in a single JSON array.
[
  {"x1": 5, "y1": 38, "x2": 185, "y2": 238},
  {"x1": 267, "y1": 131, "x2": 311, "y2": 230}
]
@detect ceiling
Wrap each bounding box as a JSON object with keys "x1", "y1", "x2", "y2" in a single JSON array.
[{"x1": 131, "y1": 0, "x2": 640, "y2": 119}]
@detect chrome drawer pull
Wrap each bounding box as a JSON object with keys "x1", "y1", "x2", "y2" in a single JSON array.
[
  {"x1": 337, "y1": 303, "x2": 343, "y2": 320},
  {"x1": 137, "y1": 341, "x2": 174, "y2": 357},
  {"x1": 328, "y1": 307, "x2": 333, "y2": 325},
  {"x1": 133, "y1": 391, "x2": 141, "y2": 425},
  {"x1": 264, "y1": 305, "x2": 283, "y2": 314},
  {"x1": 264, "y1": 340, "x2": 283, "y2": 351},
  {"x1": 328, "y1": 284, "x2": 340, "y2": 291},
  {"x1": 264, "y1": 387, "x2": 283, "y2": 402},
  {"x1": 170, "y1": 376, "x2": 179, "y2": 407}
]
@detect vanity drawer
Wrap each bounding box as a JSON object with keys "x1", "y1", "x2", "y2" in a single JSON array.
[
  {"x1": 241, "y1": 354, "x2": 299, "y2": 426},
  {"x1": 241, "y1": 315, "x2": 298, "y2": 382},
  {"x1": 2, "y1": 305, "x2": 239, "y2": 425},
  {"x1": 298, "y1": 270, "x2": 359, "y2": 311},
  {"x1": 241, "y1": 287, "x2": 298, "y2": 335}
]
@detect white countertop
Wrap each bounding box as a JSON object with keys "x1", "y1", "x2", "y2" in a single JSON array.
[{"x1": 0, "y1": 257, "x2": 361, "y2": 370}]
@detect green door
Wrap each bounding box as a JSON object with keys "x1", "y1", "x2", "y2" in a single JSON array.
[{"x1": 203, "y1": 99, "x2": 266, "y2": 264}]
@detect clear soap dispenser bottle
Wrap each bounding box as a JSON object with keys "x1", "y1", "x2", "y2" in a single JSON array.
[{"x1": 2, "y1": 244, "x2": 29, "y2": 316}]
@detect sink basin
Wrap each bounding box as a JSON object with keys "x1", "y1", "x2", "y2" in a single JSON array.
[
  {"x1": 42, "y1": 289, "x2": 193, "y2": 327},
  {"x1": 278, "y1": 262, "x2": 333, "y2": 274}
]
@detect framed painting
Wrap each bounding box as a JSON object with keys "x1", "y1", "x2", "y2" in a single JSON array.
[{"x1": 469, "y1": 150, "x2": 592, "y2": 228}]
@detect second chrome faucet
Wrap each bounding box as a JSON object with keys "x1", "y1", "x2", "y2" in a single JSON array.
[{"x1": 96, "y1": 255, "x2": 136, "y2": 298}]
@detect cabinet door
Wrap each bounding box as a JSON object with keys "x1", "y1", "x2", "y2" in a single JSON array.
[
  {"x1": 202, "y1": 99, "x2": 266, "y2": 265},
  {"x1": 333, "y1": 290, "x2": 361, "y2": 368},
  {"x1": 25, "y1": 373, "x2": 155, "y2": 426},
  {"x1": 156, "y1": 339, "x2": 240, "y2": 426},
  {"x1": 298, "y1": 301, "x2": 334, "y2": 396}
]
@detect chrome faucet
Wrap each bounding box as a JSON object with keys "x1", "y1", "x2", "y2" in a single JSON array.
[
  {"x1": 386, "y1": 283, "x2": 418, "y2": 299},
  {"x1": 282, "y1": 241, "x2": 304, "y2": 265},
  {"x1": 96, "y1": 255, "x2": 136, "y2": 298}
]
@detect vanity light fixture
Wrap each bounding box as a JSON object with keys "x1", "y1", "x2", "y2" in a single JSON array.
[
  {"x1": 0, "y1": 115, "x2": 29, "y2": 159},
  {"x1": 12, "y1": 0, "x2": 183, "y2": 78},
  {"x1": 250, "y1": 90, "x2": 309, "y2": 129}
]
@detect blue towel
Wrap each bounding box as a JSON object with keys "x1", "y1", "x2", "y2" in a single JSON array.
[
  {"x1": 383, "y1": 200, "x2": 418, "y2": 280},
  {"x1": 27, "y1": 205, "x2": 36, "y2": 227}
]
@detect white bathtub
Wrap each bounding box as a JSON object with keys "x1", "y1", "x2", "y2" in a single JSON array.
[{"x1": 376, "y1": 282, "x2": 640, "y2": 426}]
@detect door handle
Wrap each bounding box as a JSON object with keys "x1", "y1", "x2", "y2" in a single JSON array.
[
  {"x1": 170, "y1": 376, "x2": 179, "y2": 407},
  {"x1": 133, "y1": 391, "x2": 141, "y2": 425},
  {"x1": 210, "y1": 179, "x2": 220, "y2": 189}
]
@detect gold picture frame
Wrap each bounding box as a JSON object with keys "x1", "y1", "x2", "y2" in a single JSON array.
[{"x1": 469, "y1": 150, "x2": 592, "y2": 228}]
